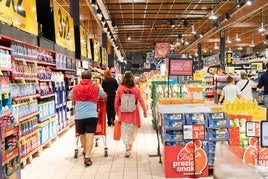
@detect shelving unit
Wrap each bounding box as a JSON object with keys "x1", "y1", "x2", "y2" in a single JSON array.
[{"x1": 203, "y1": 75, "x2": 214, "y2": 98}]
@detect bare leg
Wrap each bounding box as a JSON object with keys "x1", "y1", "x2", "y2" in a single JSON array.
[
  {"x1": 80, "y1": 134, "x2": 86, "y2": 151},
  {"x1": 85, "y1": 133, "x2": 94, "y2": 157}
]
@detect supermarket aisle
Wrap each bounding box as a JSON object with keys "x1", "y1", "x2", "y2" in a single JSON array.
[{"x1": 21, "y1": 116, "x2": 165, "y2": 179}]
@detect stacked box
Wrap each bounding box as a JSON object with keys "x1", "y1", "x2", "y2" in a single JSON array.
[
  {"x1": 39, "y1": 120, "x2": 49, "y2": 144},
  {"x1": 185, "y1": 113, "x2": 206, "y2": 125}
]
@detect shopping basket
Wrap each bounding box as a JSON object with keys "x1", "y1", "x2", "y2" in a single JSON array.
[{"x1": 74, "y1": 99, "x2": 108, "y2": 158}]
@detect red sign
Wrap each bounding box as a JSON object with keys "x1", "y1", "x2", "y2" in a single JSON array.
[
  {"x1": 169, "y1": 59, "x2": 193, "y2": 76},
  {"x1": 183, "y1": 124, "x2": 205, "y2": 140},
  {"x1": 163, "y1": 141, "x2": 208, "y2": 178},
  {"x1": 154, "y1": 42, "x2": 170, "y2": 58}
]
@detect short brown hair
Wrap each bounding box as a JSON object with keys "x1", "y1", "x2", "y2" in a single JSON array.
[
  {"x1": 81, "y1": 70, "x2": 92, "y2": 79},
  {"x1": 103, "y1": 70, "x2": 113, "y2": 78},
  {"x1": 226, "y1": 76, "x2": 234, "y2": 83},
  {"x1": 240, "y1": 72, "x2": 248, "y2": 79}
]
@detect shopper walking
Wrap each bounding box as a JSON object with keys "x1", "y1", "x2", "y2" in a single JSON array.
[
  {"x1": 114, "y1": 71, "x2": 147, "y2": 158},
  {"x1": 68, "y1": 70, "x2": 107, "y2": 167},
  {"x1": 218, "y1": 76, "x2": 242, "y2": 104},
  {"x1": 102, "y1": 69, "x2": 119, "y2": 126},
  {"x1": 257, "y1": 63, "x2": 268, "y2": 107},
  {"x1": 236, "y1": 72, "x2": 257, "y2": 99}
]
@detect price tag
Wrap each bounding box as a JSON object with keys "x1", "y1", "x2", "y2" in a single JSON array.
[
  {"x1": 261, "y1": 121, "x2": 268, "y2": 147},
  {"x1": 183, "y1": 124, "x2": 205, "y2": 140},
  {"x1": 0, "y1": 70, "x2": 2, "y2": 75},
  {"x1": 3, "y1": 91, "x2": 9, "y2": 99}
]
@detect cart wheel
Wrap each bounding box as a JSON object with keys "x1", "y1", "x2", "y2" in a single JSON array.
[
  {"x1": 74, "y1": 149, "x2": 78, "y2": 159},
  {"x1": 104, "y1": 147, "x2": 108, "y2": 157}
]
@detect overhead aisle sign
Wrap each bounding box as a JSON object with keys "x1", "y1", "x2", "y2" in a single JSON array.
[
  {"x1": 53, "y1": 0, "x2": 75, "y2": 52},
  {"x1": 0, "y1": 0, "x2": 38, "y2": 35},
  {"x1": 80, "y1": 25, "x2": 87, "y2": 57}
]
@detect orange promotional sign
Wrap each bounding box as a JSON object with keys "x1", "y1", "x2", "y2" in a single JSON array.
[
  {"x1": 183, "y1": 124, "x2": 205, "y2": 140},
  {"x1": 164, "y1": 140, "x2": 208, "y2": 178},
  {"x1": 154, "y1": 42, "x2": 170, "y2": 58}
]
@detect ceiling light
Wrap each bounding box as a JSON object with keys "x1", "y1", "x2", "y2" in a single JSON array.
[
  {"x1": 246, "y1": 0, "x2": 252, "y2": 6},
  {"x1": 250, "y1": 40, "x2": 255, "y2": 47},
  {"x1": 96, "y1": 9, "x2": 102, "y2": 18},
  {"x1": 104, "y1": 23, "x2": 108, "y2": 29},
  {"x1": 170, "y1": 20, "x2": 175, "y2": 28},
  {"x1": 127, "y1": 34, "x2": 131, "y2": 40},
  {"x1": 227, "y1": 36, "x2": 231, "y2": 44},
  {"x1": 191, "y1": 25, "x2": 196, "y2": 35},
  {"x1": 209, "y1": 10, "x2": 218, "y2": 20},
  {"x1": 183, "y1": 19, "x2": 188, "y2": 27},
  {"x1": 185, "y1": 41, "x2": 189, "y2": 45},
  {"x1": 235, "y1": 33, "x2": 240, "y2": 41},
  {"x1": 214, "y1": 43, "x2": 219, "y2": 49},
  {"x1": 238, "y1": 46, "x2": 243, "y2": 50},
  {"x1": 91, "y1": 0, "x2": 97, "y2": 7},
  {"x1": 199, "y1": 32, "x2": 204, "y2": 38},
  {"x1": 225, "y1": 11, "x2": 231, "y2": 21},
  {"x1": 258, "y1": 22, "x2": 265, "y2": 33}
]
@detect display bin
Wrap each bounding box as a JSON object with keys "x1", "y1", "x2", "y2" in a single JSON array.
[
  {"x1": 205, "y1": 141, "x2": 217, "y2": 153},
  {"x1": 184, "y1": 113, "x2": 206, "y2": 125}
]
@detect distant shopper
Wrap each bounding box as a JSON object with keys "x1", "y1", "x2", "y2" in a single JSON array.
[
  {"x1": 236, "y1": 72, "x2": 257, "y2": 99},
  {"x1": 68, "y1": 70, "x2": 107, "y2": 167},
  {"x1": 102, "y1": 69, "x2": 119, "y2": 126},
  {"x1": 114, "y1": 71, "x2": 147, "y2": 158},
  {"x1": 257, "y1": 63, "x2": 268, "y2": 107},
  {"x1": 218, "y1": 76, "x2": 242, "y2": 104}
]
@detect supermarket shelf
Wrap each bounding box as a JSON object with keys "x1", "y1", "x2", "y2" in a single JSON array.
[
  {"x1": 39, "y1": 79, "x2": 52, "y2": 82},
  {"x1": 1, "y1": 67, "x2": 12, "y2": 71},
  {"x1": 20, "y1": 128, "x2": 40, "y2": 142},
  {"x1": 13, "y1": 57, "x2": 36, "y2": 63},
  {"x1": 38, "y1": 113, "x2": 57, "y2": 123},
  {"x1": 20, "y1": 146, "x2": 41, "y2": 168},
  {"x1": 37, "y1": 61, "x2": 56, "y2": 66},
  {"x1": 12, "y1": 94, "x2": 40, "y2": 101},
  {"x1": 11, "y1": 76, "x2": 38, "y2": 81},
  {"x1": 2, "y1": 127, "x2": 19, "y2": 138},
  {"x1": 0, "y1": 45, "x2": 12, "y2": 51},
  {"x1": 37, "y1": 93, "x2": 55, "y2": 99},
  {"x1": 19, "y1": 111, "x2": 39, "y2": 123},
  {"x1": 2, "y1": 147, "x2": 19, "y2": 164},
  {"x1": 52, "y1": 67, "x2": 76, "y2": 72}
]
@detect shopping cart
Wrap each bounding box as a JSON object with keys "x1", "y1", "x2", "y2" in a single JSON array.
[{"x1": 74, "y1": 99, "x2": 108, "y2": 158}]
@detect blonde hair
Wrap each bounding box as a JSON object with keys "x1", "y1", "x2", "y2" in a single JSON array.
[{"x1": 103, "y1": 70, "x2": 113, "y2": 79}]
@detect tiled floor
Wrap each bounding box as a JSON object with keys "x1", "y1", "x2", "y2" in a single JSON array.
[{"x1": 21, "y1": 116, "x2": 213, "y2": 179}]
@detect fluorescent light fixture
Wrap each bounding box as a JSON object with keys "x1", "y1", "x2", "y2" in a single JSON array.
[
  {"x1": 209, "y1": 10, "x2": 218, "y2": 20},
  {"x1": 96, "y1": 9, "x2": 102, "y2": 18},
  {"x1": 170, "y1": 20, "x2": 175, "y2": 28},
  {"x1": 214, "y1": 43, "x2": 219, "y2": 49},
  {"x1": 91, "y1": 0, "x2": 97, "y2": 7},
  {"x1": 238, "y1": 46, "x2": 243, "y2": 50},
  {"x1": 250, "y1": 40, "x2": 255, "y2": 47}
]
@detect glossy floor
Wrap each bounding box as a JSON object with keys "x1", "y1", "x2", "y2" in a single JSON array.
[{"x1": 21, "y1": 116, "x2": 213, "y2": 179}]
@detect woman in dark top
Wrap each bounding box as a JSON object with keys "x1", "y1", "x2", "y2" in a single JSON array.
[{"x1": 102, "y1": 69, "x2": 119, "y2": 126}]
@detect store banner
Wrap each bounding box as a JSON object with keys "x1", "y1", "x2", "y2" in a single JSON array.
[
  {"x1": 164, "y1": 141, "x2": 208, "y2": 178},
  {"x1": 53, "y1": 0, "x2": 75, "y2": 52},
  {"x1": 0, "y1": 0, "x2": 38, "y2": 35},
  {"x1": 154, "y1": 42, "x2": 170, "y2": 59},
  {"x1": 168, "y1": 58, "x2": 193, "y2": 76},
  {"x1": 80, "y1": 25, "x2": 87, "y2": 57},
  {"x1": 87, "y1": 37, "x2": 92, "y2": 59},
  {"x1": 92, "y1": 39, "x2": 100, "y2": 63},
  {"x1": 101, "y1": 47, "x2": 107, "y2": 66}
]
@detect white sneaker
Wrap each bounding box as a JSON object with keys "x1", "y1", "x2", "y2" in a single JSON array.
[{"x1": 124, "y1": 150, "x2": 131, "y2": 158}]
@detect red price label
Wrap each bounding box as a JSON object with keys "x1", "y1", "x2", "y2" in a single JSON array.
[{"x1": 183, "y1": 124, "x2": 205, "y2": 140}]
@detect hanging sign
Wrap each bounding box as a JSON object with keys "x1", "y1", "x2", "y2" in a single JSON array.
[
  {"x1": 0, "y1": 0, "x2": 38, "y2": 35},
  {"x1": 169, "y1": 58, "x2": 193, "y2": 76},
  {"x1": 154, "y1": 42, "x2": 170, "y2": 59},
  {"x1": 92, "y1": 39, "x2": 100, "y2": 63},
  {"x1": 87, "y1": 37, "x2": 92, "y2": 59},
  {"x1": 226, "y1": 52, "x2": 232, "y2": 65},
  {"x1": 101, "y1": 47, "x2": 107, "y2": 66},
  {"x1": 80, "y1": 25, "x2": 87, "y2": 57},
  {"x1": 53, "y1": 0, "x2": 75, "y2": 52}
]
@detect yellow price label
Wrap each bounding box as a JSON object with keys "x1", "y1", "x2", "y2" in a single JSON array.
[
  {"x1": 0, "y1": 70, "x2": 3, "y2": 76},
  {"x1": 3, "y1": 91, "x2": 9, "y2": 99}
]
